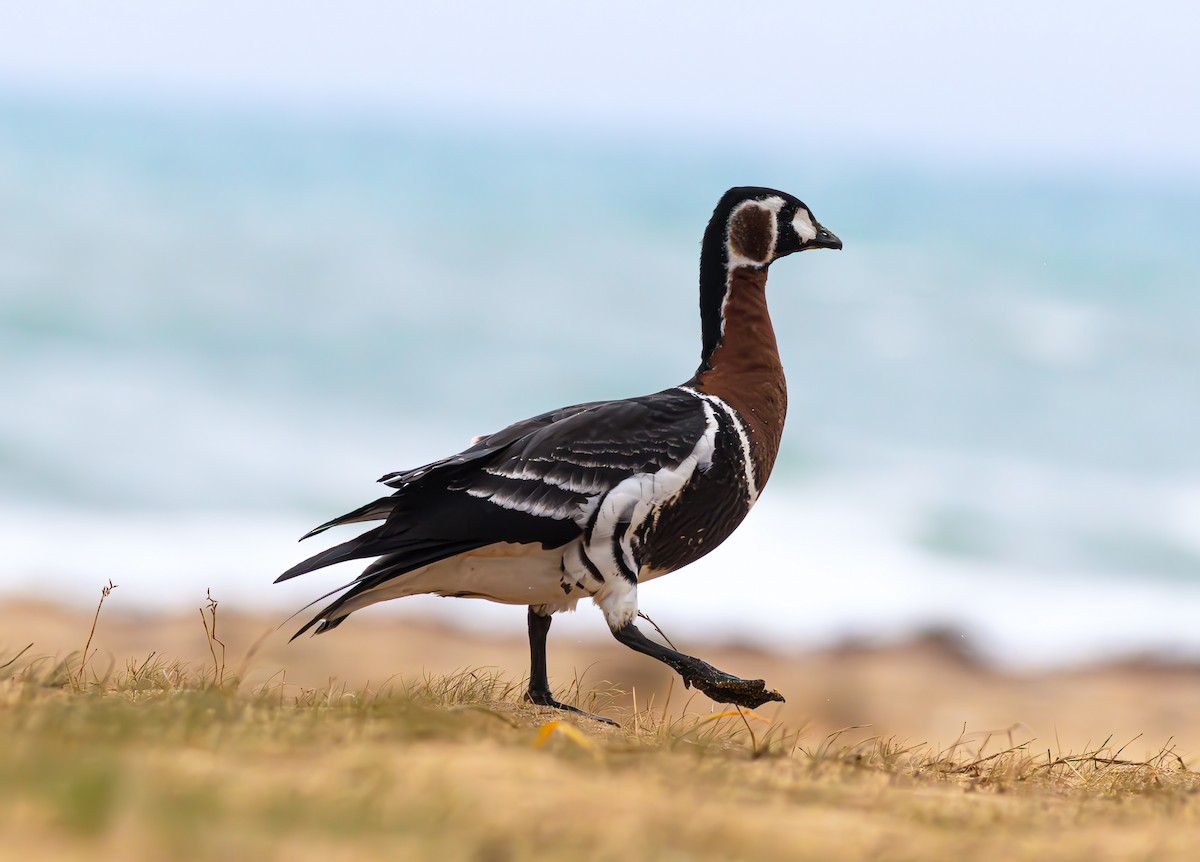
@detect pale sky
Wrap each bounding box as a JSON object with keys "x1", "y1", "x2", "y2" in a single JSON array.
[{"x1": 1, "y1": 1, "x2": 1198, "y2": 176}]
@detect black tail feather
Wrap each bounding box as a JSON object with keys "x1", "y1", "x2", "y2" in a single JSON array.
[
  {"x1": 300, "y1": 496, "x2": 402, "y2": 541},
  {"x1": 286, "y1": 539, "x2": 483, "y2": 640},
  {"x1": 280, "y1": 577, "x2": 360, "y2": 641},
  {"x1": 289, "y1": 607, "x2": 350, "y2": 641},
  {"x1": 277, "y1": 525, "x2": 490, "y2": 584},
  {"x1": 275, "y1": 524, "x2": 391, "y2": 583}
]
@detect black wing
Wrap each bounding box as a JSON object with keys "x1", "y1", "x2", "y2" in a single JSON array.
[
  {"x1": 277, "y1": 387, "x2": 708, "y2": 633},
  {"x1": 292, "y1": 400, "x2": 606, "y2": 542},
  {"x1": 451, "y1": 390, "x2": 709, "y2": 509},
  {"x1": 374, "y1": 400, "x2": 607, "y2": 491}
]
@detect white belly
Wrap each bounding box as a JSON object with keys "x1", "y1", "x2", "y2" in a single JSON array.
[{"x1": 333, "y1": 541, "x2": 572, "y2": 617}]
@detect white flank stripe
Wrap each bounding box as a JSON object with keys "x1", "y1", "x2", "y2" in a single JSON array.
[
  {"x1": 676, "y1": 386, "x2": 759, "y2": 504},
  {"x1": 575, "y1": 400, "x2": 719, "y2": 629}
]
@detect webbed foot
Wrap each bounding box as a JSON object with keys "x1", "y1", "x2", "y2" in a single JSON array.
[
  {"x1": 525, "y1": 689, "x2": 620, "y2": 726},
  {"x1": 681, "y1": 669, "x2": 786, "y2": 709},
  {"x1": 611, "y1": 620, "x2": 785, "y2": 709}
]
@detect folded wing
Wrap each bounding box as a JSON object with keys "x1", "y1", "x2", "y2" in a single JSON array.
[{"x1": 278, "y1": 388, "x2": 708, "y2": 635}]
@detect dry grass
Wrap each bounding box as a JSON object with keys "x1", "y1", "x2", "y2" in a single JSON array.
[
  {"x1": 1, "y1": 663, "x2": 1197, "y2": 859},
  {"x1": 2, "y1": 593, "x2": 1200, "y2": 861}
]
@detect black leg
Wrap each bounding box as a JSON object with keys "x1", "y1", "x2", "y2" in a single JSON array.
[
  {"x1": 524, "y1": 607, "x2": 618, "y2": 725},
  {"x1": 612, "y1": 620, "x2": 784, "y2": 709}
]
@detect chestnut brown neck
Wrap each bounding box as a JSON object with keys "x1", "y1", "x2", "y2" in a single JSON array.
[{"x1": 689, "y1": 266, "x2": 787, "y2": 484}]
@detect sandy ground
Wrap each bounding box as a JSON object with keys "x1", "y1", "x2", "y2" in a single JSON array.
[{"x1": 6, "y1": 595, "x2": 1200, "y2": 761}]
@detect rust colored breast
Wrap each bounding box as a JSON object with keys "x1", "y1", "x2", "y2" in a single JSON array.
[{"x1": 692, "y1": 267, "x2": 788, "y2": 486}]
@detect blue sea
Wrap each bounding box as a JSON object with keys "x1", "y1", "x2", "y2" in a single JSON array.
[{"x1": 3, "y1": 94, "x2": 1198, "y2": 665}]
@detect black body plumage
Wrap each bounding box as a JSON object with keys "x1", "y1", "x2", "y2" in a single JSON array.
[{"x1": 278, "y1": 388, "x2": 717, "y2": 634}]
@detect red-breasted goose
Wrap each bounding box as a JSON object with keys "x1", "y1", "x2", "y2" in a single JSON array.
[{"x1": 278, "y1": 187, "x2": 842, "y2": 722}]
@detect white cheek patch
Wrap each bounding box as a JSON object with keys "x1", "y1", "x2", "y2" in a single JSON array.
[{"x1": 791, "y1": 209, "x2": 818, "y2": 243}]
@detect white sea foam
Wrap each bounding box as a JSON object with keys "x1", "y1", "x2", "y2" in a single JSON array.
[{"x1": 5, "y1": 463, "x2": 1199, "y2": 669}]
